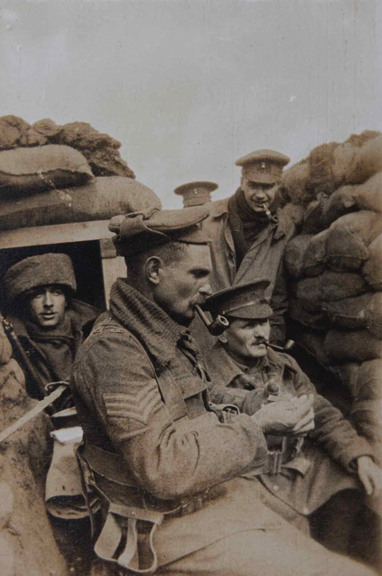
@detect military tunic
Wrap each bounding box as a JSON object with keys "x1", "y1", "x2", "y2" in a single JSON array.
[
  {"x1": 71, "y1": 280, "x2": 374, "y2": 576},
  {"x1": 202, "y1": 197, "x2": 295, "y2": 343},
  {"x1": 205, "y1": 342, "x2": 373, "y2": 515}
]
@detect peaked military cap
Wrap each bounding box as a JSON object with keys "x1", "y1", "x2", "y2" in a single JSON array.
[
  {"x1": 203, "y1": 279, "x2": 273, "y2": 320},
  {"x1": 4, "y1": 253, "x2": 76, "y2": 303},
  {"x1": 236, "y1": 149, "x2": 290, "y2": 185},
  {"x1": 109, "y1": 207, "x2": 210, "y2": 257},
  {"x1": 174, "y1": 181, "x2": 218, "y2": 208}
]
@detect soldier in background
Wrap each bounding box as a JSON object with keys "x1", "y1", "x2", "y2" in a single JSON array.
[
  {"x1": 202, "y1": 149, "x2": 293, "y2": 344},
  {"x1": 174, "y1": 180, "x2": 218, "y2": 207},
  {"x1": 71, "y1": 207, "x2": 374, "y2": 576}
]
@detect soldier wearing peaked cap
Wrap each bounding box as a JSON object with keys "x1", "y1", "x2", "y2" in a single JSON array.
[
  {"x1": 202, "y1": 149, "x2": 294, "y2": 345},
  {"x1": 174, "y1": 181, "x2": 218, "y2": 208},
  {"x1": 70, "y1": 208, "x2": 374, "y2": 576},
  {"x1": 202, "y1": 280, "x2": 382, "y2": 559}
]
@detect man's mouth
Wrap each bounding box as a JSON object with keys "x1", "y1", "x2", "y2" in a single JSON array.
[
  {"x1": 251, "y1": 198, "x2": 268, "y2": 209},
  {"x1": 253, "y1": 338, "x2": 268, "y2": 347}
]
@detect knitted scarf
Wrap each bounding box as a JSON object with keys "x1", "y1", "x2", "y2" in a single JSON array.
[
  {"x1": 228, "y1": 188, "x2": 271, "y2": 267},
  {"x1": 26, "y1": 315, "x2": 77, "y2": 381},
  {"x1": 109, "y1": 278, "x2": 195, "y2": 368}
]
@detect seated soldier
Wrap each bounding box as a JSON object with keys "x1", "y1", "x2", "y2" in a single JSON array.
[
  {"x1": 4, "y1": 253, "x2": 98, "y2": 400},
  {"x1": 202, "y1": 279, "x2": 382, "y2": 558},
  {"x1": 3, "y1": 253, "x2": 100, "y2": 574},
  {"x1": 71, "y1": 208, "x2": 375, "y2": 576}
]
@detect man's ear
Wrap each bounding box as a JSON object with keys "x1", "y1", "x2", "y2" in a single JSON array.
[{"x1": 145, "y1": 256, "x2": 162, "y2": 285}]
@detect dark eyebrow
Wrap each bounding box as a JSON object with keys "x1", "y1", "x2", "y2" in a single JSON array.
[{"x1": 190, "y1": 266, "x2": 211, "y2": 276}]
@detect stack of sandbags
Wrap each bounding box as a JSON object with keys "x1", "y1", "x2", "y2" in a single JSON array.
[
  {"x1": 0, "y1": 115, "x2": 161, "y2": 231},
  {"x1": 284, "y1": 132, "x2": 382, "y2": 460},
  {"x1": 0, "y1": 115, "x2": 134, "y2": 178}
]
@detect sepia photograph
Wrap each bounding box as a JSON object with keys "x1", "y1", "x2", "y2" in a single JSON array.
[{"x1": 0, "y1": 1, "x2": 381, "y2": 575}]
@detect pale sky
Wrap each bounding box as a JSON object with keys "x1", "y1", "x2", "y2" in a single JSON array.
[{"x1": 0, "y1": 0, "x2": 381, "y2": 207}]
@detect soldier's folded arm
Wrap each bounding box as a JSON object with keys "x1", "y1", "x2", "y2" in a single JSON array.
[{"x1": 73, "y1": 330, "x2": 268, "y2": 500}]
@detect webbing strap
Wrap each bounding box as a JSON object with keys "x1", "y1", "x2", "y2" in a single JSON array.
[
  {"x1": 119, "y1": 517, "x2": 139, "y2": 570},
  {"x1": 82, "y1": 441, "x2": 137, "y2": 486},
  {"x1": 94, "y1": 490, "x2": 162, "y2": 575}
]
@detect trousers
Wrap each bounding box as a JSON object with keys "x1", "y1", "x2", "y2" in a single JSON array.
[{"x1": 157, "y1": 527, "x2": 375, "y2": 576}]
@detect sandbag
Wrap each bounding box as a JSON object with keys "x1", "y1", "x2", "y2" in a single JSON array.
[
  {"x1": 364, "y1": 292, "x2": 382, "y2": 338},
  {"x1": 294, "y1": 277, "x2": 322, "y2": 312},
  {"x1": 0, "y1": 176, "x2": 161, "y2": 231},
  {"x1": 284, "y1": 235, "x2": 312, "y2": 279},
  {"x1": 294, "y1": 272, "x2": 369, "y2": 310},
  {"x1": 280, "y1": 161, "x2": 311, "y2": 205},
  {"x1": 332, "y1": 142, "x2": 358, "y2": 186},
  {"x1": 353, "y1": 172, "x2": 382, "y2": 212},
  {"x1": 325, "y1": 330, "x2": 382, "y2": 363},
  {"x1": 347, "y1": 135, "x2": 382, "y2": 184},
  {"x1": 362, "y1": 234, "x2": 382, "y2": 290},
  {"x1": 325, "y1": 211, "x2": 382, "y2": 271},
  {"x1": 0, "y1": 144, "x2": 93, "y2": 198},
  {"x1": 298, "y1": 332, "x2": 330, "y2": 367},
  {"x1": 329, "y1": 362, "x2": 361, "y2": 394},
  {"x1": 288, "y1": 298, "x2": 328, "y2": 330},
  {"x1": 322, "y1": 293, "x2": 372, "y2": 331},
  {"x1": 302, "y1": 198, "x2": 326, "y2": 234},
  {"x1": 303, "y1": 230, "x2": 328, "y2": 277},
  {"x1": 320, "y1": 185, "x2": 357, "y2": 228},
  {"x1": 308, "y1": 142, "x2": 338, "y2": 197},
  {"x1": 323, "y1": 292, "x2": 382, "y2": 338},
  {"x1": 321, "y1": 271, "x2": 369, "y2": 301},
  {"x1": 0, "y1": 115, "x2": 47, "y2": 149},
  {"x1": 277, "y1": 202, "x2": 305, "y2": 227}
]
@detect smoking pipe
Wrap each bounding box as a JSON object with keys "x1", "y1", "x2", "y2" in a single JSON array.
[
  {"x1": 195, "y1": 305, "x2": 230, "y2": 336},
  {"x1": 263, "y1": 339, "x2": 295, "y2": 352}
]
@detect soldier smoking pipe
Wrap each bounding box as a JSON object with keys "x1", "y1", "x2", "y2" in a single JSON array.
[
  {"x1": 258, "y1": 338, "x2": 295, "y2": 353},
  {"x1": 195, "y1": 305, "x2": 230, "y2": 336}
]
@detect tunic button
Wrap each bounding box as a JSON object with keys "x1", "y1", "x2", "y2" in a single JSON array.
[
  {"x1": 303, "y1": 507, "x2": 309, "y2": 515},
  {"x1": 272, "y1": 485, "x2": 279, "y2": 491}
]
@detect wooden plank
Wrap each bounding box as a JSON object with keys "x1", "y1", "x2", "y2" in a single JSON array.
[
  {"x1": 101, "y1": 255, "x2": 126, "y2": 307},
  {"x1": 0, "y1": 220, "x2": 113, "y2": 249}
]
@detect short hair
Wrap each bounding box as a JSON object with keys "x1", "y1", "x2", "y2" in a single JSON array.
[{"x1": 125, "y1": 241, "x2": 188, "y2": 280}]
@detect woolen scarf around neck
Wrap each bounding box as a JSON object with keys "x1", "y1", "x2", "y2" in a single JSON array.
[
  {"x1": 109, "y1": 278, "x2": 189, "y2": 367},
  {"x1": 228, "y1": 188, "x2": 271, "y2": 267},
  {"x1": 26, "y1": 315, "x2": 76, "y2": 381}
]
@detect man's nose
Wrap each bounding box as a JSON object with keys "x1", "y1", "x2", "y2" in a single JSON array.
[
  {"x1": 199, "y1": 281, "x2": 212, "y2": 297},
  {"x1": 43, "y1": 292, "x2": 53, "y2": 306},
  {"x1": 253, "y1": 189, "x2": 267, "y2": 201},
  {"x1": 254, "y1": 323, "x2": 267, "y2": 338}
]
